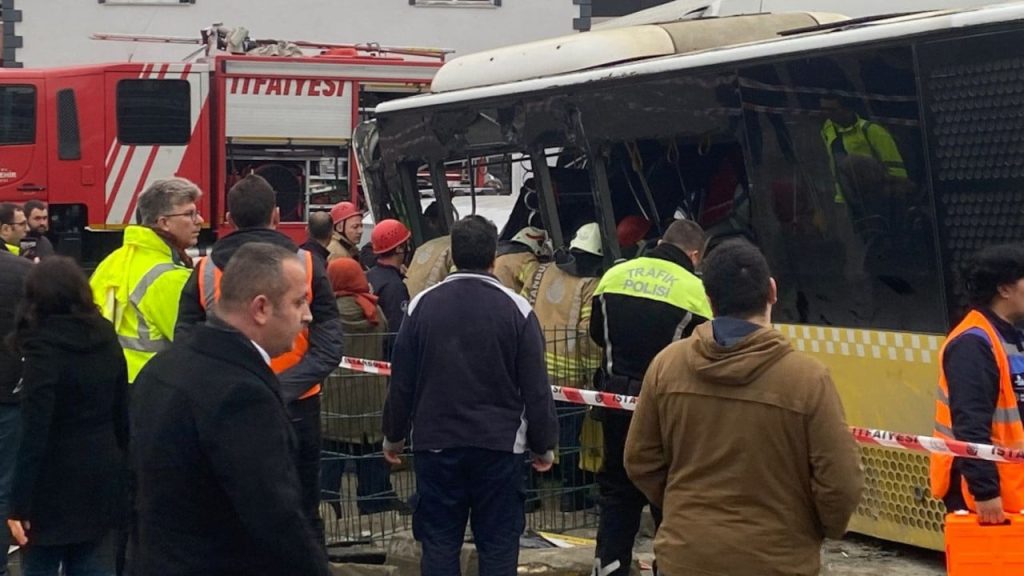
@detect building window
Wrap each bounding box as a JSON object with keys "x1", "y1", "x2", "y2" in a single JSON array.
[
  {"x1": 98, "y1": 0, "x2": 195, "y2": 5},
  {"x1": 116, "y1": 79, "x2": 191, "y2": 145},
  {"x1": 410, "y1": 0, "x2": 500, "y2": 7},
  {"x1": 0, "y1": 85, "x2": 35, "y2": 145},
  {"x1": 592, "y1": 0, "x2": 673, "y2": 17}
]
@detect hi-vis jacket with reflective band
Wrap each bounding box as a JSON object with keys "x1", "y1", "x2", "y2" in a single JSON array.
[
  {"x1": 930, "y1": 309, "x2": 1024, "y2": 511},
  {"x1": 3, "y1": 243, "x2": 19, "y2": 255},
  {"x1": 196, "y1": 249, "x2": 321, "y2": 399},
  {"x1": 522, "y1": 262, "x2": 600, "y2": 382},
  {"x1": 821, "y1": 117, "x2": 907, "y2": 203},
  {"x1": 90, "y1": 226, "x2": 191, "y2": 383},
  {"x1": 594, "y1": 256, "x2": 712, "y2": 321}
]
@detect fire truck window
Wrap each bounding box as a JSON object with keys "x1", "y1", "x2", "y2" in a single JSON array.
[
  {"x1": 57, "y1": 89, "x2": 82, "y2": 161},
  {"x1": 117, "y1": 79, "x2": 191, "y2": 145},
  {"x1": 0, "y1": 86, "x2": 36, "y2": 146}
]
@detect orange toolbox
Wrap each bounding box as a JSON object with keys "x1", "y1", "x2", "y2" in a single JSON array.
[{"x1": 945, "y1": 511, "x2": 1024, "y2": 575}]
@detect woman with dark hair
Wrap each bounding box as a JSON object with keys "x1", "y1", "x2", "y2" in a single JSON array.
[{"x1": 6, "y1": 257, "x2": 128, "y2": 576}]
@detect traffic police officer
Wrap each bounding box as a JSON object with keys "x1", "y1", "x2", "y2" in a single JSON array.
[{"x1": 590, "y1": 219, "x2": 712, "y2": 575}]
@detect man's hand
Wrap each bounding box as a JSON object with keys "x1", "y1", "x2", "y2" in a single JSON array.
[
  {"x1": 7, "y1": 519, "x2": 28, "y2": 546},
  {"x1": 531, "y1": 450, "x2": 554, "y2": 473},
  {"x1": 383, "y1": 438, "x2": 405, "y2": 466},
  {"x1": 384, "y1": 449, "x2": 403, "y2": 466},
  {"x1": 976, "y1": 496, "x2": 1006, "y2": 524}
]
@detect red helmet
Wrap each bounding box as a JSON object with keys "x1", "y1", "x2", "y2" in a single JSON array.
[
  {"x1": 330, "y1": 201, "x2": 363, "y2": 226},
  {"x1": 616, "y1": 215, "x2": 652, "y2": 248},
  {"x1": 371, "y1": 219, "x2": 411, "y2": 254}
]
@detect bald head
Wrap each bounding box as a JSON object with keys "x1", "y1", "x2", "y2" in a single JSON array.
[{"x1": 307, "y1": 211, "x2": 333, "y2": 244}]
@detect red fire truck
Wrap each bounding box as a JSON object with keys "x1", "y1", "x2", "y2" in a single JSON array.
[{"x1": 0, "y1": 32, "x2": 443, "y2": 263}]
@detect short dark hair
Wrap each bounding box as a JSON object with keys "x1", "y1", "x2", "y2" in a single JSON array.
[
  {"x1": 701, "y1": 239, "x2": 772, "y2": 318},
  {"x1": 964, "y1": 243, "x2": 1024, "y2": 307},
  {"x1": 0, "y1": 203, "x2": 22, "y2": 225},
  {"x1": 23, "y1": 200, "x2": 47, "y2": 217},
  {"x1": 220, "y1": 243, "x2": 299, "y2": 309},
  {"x1": 661, "y1": 219, "x2": 705, "y2": 254},
  {"x1": 451, "y1": 215, "x2": 497, "y2": 271},
  {"x1": 13, "y1": 257, "x2": 99, "y2": 347},
  {"x1": 228, "y1": 174, "x2": 277, "y2": 229},
  {"x1": 307, "y1": 211, "x2": 333, "y2": 243}
]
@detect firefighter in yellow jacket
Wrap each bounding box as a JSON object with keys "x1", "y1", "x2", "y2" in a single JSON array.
[
  {"x1": 522, "y1": 222, "x2": 605, "y2": 511},
  {"x1": 89, "y1": 178, "x2": 202, "y2": 383},
  {"x1": 931, "y1": 243, "x2": 1024, "y2": 524},
  {"x1": 493, "y1": 226, "x2": 548, "y2": 293}
]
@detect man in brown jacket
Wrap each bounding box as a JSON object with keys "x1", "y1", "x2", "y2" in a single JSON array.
[{"x1": 624, "y1": 240, "x2": 863, "y2": 576}]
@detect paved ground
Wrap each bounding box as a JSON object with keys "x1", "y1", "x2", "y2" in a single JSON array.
[{"x1": 624, "y1": 533, "x2": 946, "y2": 576}]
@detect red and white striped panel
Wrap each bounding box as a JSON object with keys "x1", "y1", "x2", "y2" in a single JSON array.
[{"x1": 104, "y1": 63, "x2": 209, "y2": 225}]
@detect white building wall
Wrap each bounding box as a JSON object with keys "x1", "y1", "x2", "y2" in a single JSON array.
[{"x1": 14, "y1": 0, "x2": 579, "y2": 67}]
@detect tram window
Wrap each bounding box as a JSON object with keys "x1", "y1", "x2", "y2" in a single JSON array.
[{"x1": 736, "y1": 49, "x2": 945, "y2": 333}]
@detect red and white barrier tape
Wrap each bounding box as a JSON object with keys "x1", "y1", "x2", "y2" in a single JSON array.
[{"x1": 338, "y1": 356, "x2": 1024, "y2": 464}]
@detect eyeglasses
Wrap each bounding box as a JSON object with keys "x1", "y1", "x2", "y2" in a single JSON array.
[
  {"x1": 5, "y1": 219, "x2": 27, "y2": 228},
  {"x1": 163, "y1": 210, "x2": 201, "y2": 223}
]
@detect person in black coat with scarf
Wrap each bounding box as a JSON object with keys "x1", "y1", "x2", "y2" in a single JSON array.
[
  {"x1": 6, "y1": 257, "x2": 129, "y2": 576},
  {"x1": 131, "y1": 242, "x2": 329, "y2": 576}
]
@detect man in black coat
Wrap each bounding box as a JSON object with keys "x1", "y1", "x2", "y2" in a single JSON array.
[
  {"x1": 176, "y1": 175, "x2": 343, "y2": 543},
  {"x1": 0, "y1": 251, "x2": 31, "y2": 576},
  {"x1": 132, "y1": 242, "x2": 329, "y2": 576}
]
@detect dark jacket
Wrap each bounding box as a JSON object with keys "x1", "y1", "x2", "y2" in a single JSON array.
[
  {"x1": 590, "y1": 243, "x2": 709, "y2": 383},
  {"x1": 20, "y1": 232, "x2": 54, "y2": 261},
  {"x1": 131, "y1": 321, "x2": 329, "y2": 576},
  {"x1": 383, "y1": 272, "x2": 558, "y2": 456},
  {"x1": 175, "y1": 228, "x2": 344, "y2": 405},
  {"x1": 625, "y1": 321, "x2": 863, "y2": 576},
  {"x1": 0, "y1": 251, "x2": 32, "y2": 404},
  {"x1": 10, "y1": 315, "x2": 128, "y2": 546},
  {"x1": 367, "y1": 263, "x2": 409, "y2": 334},
  {"x1": 299, "y1": 238, "x2": 330, "y2": 267},
  {"x1": 943, "y1": 307, "x2": 1024, "y2": 502}
]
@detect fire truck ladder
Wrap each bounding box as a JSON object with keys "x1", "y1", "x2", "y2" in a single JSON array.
[{"x1": 91, "y1": 24, "x2": 452, "y2": 61}]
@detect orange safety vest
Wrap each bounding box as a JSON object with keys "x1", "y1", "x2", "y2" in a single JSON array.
[
  {"x1": 197, "y1": 249, "x2": 321, "y2": 400},
  {"x1": 930, "y1": 309, "x2": 1024, "y2": 511}
]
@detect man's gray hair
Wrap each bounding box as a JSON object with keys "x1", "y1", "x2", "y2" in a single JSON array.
[
  {"x1": 220, "y1": 242, "x2": 301, "y2": 310},
  {"x1": 136, "y1": 178, "x2": 202, "y2": 226}
]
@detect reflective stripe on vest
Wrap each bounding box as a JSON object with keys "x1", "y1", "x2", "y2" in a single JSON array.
[
  {"x1": 118, "y1": 262, "x2": 180, "y2": 355},
  {"x1": 196, "y1": 249, "x2": 320, "y2": 398},
  {"x1": 594, "y1": 256, "x2": 712, "y2": 320},
  {"x1": 930, "y1": 310, "x2": 1024, "y2": 512}
]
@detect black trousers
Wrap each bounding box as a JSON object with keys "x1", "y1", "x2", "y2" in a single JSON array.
[
  {"x1": 595, "y1": 409, "x2": 662, "y2": 576},
  {"x1": 289, "y1": 395, "x2": 324, "y2": 545},
  {"x1": 412, "y1": 448, "x2": 525, "y2": 576}
]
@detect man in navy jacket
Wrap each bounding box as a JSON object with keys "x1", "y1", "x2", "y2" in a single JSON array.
[{"x1": 383, "y1": 215, "x2": 558, "y2": 576}]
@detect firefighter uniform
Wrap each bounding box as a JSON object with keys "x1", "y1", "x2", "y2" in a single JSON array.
[
  {"x1": 404, "y1": 235, "x2": 452, "y2": 298},
  {"x1": 90, "y1": 225, "x2": 192, "y2": 383},
  {"x1": 494, "y1": 226, "x2": 548, "y2": 293},
  {"x1": 523, "y1": 223, "x2": 605, "y2": 511},
  {"x1": 589, "y1": 242, "x2": 712, "y2": 576},
  {"x1": 494, "y1": 248, "x2": 537, "y2": 293},
  {"x1": 931, "y1": 309, "x2": 1024, "y2": 513}
]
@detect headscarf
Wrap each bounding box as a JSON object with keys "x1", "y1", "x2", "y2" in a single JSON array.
[{"x1": 327, "y1": 257, "x2": 380, "y2": 325}]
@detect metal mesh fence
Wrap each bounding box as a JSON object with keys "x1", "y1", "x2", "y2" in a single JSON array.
[{"x1": 319, "y1": 327, "x2": 602, "y2": 551}]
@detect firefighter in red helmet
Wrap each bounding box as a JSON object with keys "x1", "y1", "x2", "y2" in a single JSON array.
[
  {"x1": 367, "y1": 219, "x2": 413, "y2": 333},
  {"x1": 328, "y1": 201, "x2": 365, "y2": 263}
]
